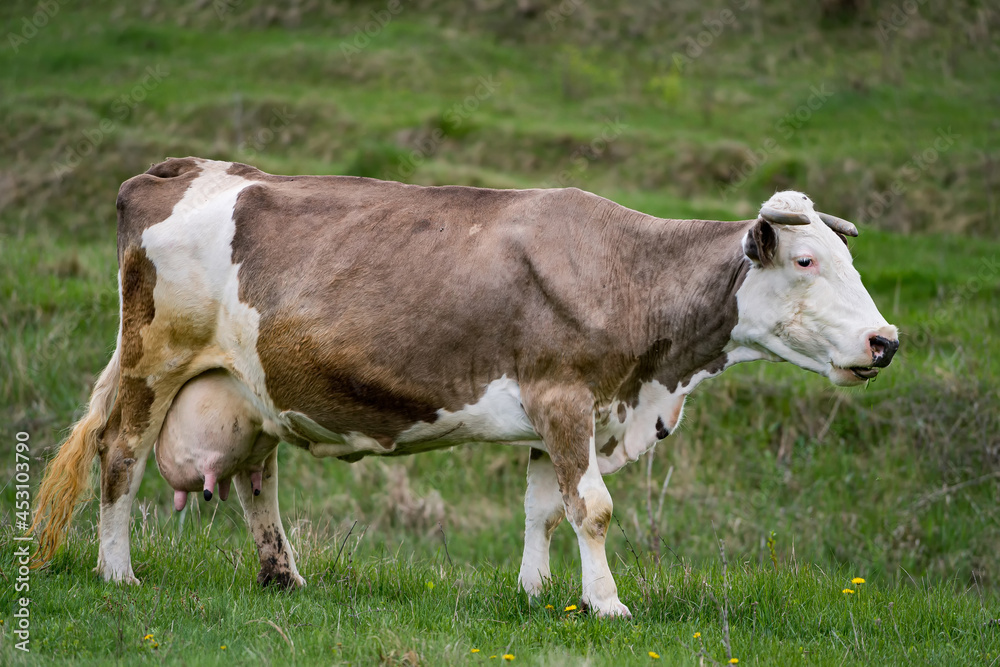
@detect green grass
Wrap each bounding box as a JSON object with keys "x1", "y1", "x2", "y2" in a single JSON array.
[
  {"x1": 1, "y1": 0, "x2": 999, "y2": 664},
  {"x1": 2, "y1": 514, "x2": 998, "y2": 666}
]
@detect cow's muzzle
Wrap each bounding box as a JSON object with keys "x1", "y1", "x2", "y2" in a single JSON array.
[
  {"x1": 844, "y1": 334, "x2": 899, "y2": 380},
  {"x1": 869, "y1": 335, "x2": 899, "y2": 368}
]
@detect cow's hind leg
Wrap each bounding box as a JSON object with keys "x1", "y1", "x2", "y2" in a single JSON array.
[
  {"x1": 97, "y1": 433, "x2": 150, "y2": 584},
  {"x1": 233, "y1": 445, "x2": 305, "y2": 588},
  {"x1": 518, "y1": 448, "x2": 565, "y2": 597},
  {"x1": 96, "y1": 377, "x2": 178, "y2": 583}
]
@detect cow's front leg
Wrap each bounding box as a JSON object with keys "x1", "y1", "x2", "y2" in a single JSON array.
[
  {"x1": 518, "y1": 448, "x2": 565, "y2": 597},
  {"x1": 233, "y1": 447, "x2": 305, "y2": 588},
  {"x1": 523, "y1": 383, "x2": 630, "y2": 618}
]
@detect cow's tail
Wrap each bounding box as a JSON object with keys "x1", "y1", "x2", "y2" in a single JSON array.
[{"x1": 31, "y1": 344, "x2": 121, "y2": 566}]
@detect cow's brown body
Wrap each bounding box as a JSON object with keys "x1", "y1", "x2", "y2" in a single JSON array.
[{"x1": 220, "y1": 161, "x2": 750, "y2": 446}]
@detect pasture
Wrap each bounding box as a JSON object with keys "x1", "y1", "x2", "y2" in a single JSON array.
[{"x1": 1, "y1": 1, "x2": 999, "y2": 664}]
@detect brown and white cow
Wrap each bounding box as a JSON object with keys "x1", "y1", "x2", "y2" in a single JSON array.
[{"x1": 33, "y1": 157, "x2": 898, "y2": 617}]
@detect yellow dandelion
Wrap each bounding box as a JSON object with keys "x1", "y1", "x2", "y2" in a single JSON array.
[
  {"x1": 143, "y1": 634, "x2": 154, "y2": 640},
  {"x1": 489, "y1": 656, "x2": 497, "y2": 659},
  {"x1": 852, "y1": 577, "x2": 866, "y2": 585},
  {"x1": 471, "y1": 648, "x2": 480, "y2": 653},
  {"x1": 544, "y1": 604, "x2": 554, "y2": 609},
  {"x1": 843, "y1": 588, "x2": 855, "y2": 594},
  {"x1": 503, "y1": 655, "x2": 515, "y2": 661},
  {"x1": 729, "y1": 659, "x2": 739, "y2": 664},
  {"x1": 426, "y1": 581, "x2": 435, "y2": 590},
  {"x1": 565, "y1": 604, "x2": 577, "y2": 612},
  {"x1": 693, "y1": 632, "x2": 701, "y2": 639},
  {"x1": 649, "y1": 651, "x2": 660, "y2": 659},
  {"x1": 221, "y1": 645, "x2": 227, "y2": 650}
]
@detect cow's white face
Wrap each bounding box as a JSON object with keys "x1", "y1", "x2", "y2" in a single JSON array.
[{"x1": 732, "y1": 192, "x2": 899, "y2": 387}]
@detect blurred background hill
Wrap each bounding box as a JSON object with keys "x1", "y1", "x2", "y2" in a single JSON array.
[{"x1": 4, "y1": 0, "x2": 999, "y2": 237}]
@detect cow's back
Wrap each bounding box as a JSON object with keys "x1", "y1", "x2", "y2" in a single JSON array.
[{"x1": 116, "y1": 158, "x2": 648, "y2": 444}]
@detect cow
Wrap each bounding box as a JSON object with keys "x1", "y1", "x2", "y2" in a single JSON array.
[{"x1": 32, "y1": 157, "x2": 898, "y2": 617}]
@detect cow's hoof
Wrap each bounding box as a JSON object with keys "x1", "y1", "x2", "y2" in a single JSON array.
[
  {"x1": 96, "y1": 565, "x2": 141, "y2": 586},
  {"x1": 592, "y1": 598, "x2": 632, "y2": 619},
  {"x1": 518, "y1": 573, "x2": 549, "y2": 599},
  {"x1": 257, "y1": 569, "x2": 306, "y2": 590}
]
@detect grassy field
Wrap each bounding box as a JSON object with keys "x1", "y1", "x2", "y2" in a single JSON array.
[
  {"x1": 1, "y1": 0, "x2": 999, "y2": 664},
  {"x1": 2, "y1": 513, "x2": 1000, "y2": 666}
]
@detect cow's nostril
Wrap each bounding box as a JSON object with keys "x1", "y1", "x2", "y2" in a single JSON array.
[
  {"x1": 869, "y1": 335, "x2": 899, "y2": 368},
  {"x1": 870, "y1": 337, "x2": 885, "y2": 357}
]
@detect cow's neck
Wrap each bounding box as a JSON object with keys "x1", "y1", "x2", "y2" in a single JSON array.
[{"x1": 615, "y1": 215, "x2": 753, "y2": 403}]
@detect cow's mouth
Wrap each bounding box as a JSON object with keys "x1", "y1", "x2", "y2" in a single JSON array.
[{"x1": 849, "y1": 367, "x2": 879, "y2": 380}]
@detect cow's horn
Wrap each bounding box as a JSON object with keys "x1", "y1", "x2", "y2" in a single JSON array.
[
  {"x1": 760, "y1": 206, "x2": 811, "y2": 226},
  {"x1": 817, "y1": 211, "x2": 859, "y2": 237}
]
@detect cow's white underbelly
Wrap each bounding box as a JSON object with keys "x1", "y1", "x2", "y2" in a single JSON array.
[
  {"x1": 292, "y1": 376, "x2": 542, "y2": 458},
  {"x1": 296, "y1": 374, "x2": 695, "y2": 472},
  {"x1": 396, "y1": 375, "x2": 539, "y2": 445}
]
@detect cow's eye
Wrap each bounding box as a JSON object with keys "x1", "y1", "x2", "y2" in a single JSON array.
[{"x1": 796, "y1": 257, "x2": 813, "y2": 268}]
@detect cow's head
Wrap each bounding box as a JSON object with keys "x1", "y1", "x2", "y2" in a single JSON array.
[{"x1": 732, "y1": 191, "x2": 899, "y2": 387}]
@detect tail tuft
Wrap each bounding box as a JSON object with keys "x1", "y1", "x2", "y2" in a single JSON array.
[{"x1": 30, "y1": 346, "x2": 120, "y2": 566}]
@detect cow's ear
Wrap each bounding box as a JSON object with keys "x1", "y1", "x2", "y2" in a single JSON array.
[{"x1": 743, "y1": 218, "x2": 778, "y2": 267}]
